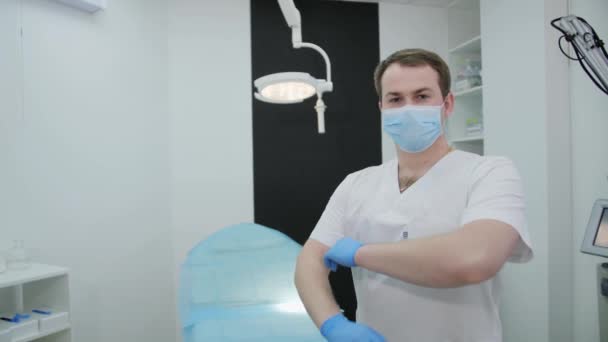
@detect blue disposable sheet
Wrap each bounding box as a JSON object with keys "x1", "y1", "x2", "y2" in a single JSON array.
[{"x1": 179, "y1": 223, "x2": 324, "y2": 341}]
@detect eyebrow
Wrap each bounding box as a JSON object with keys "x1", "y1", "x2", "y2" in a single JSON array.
[
  {"x1": 384, "y1": 87, "x2": 433, "y2": 98},
  {"x1": 413, "y1": 87, "x2": 433, "y2": 94}
]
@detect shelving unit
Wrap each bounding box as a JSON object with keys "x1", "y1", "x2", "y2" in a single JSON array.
[
  {"x1": 447, "y1": 0, "x2": 480, "y2": 10},
  {"x1": 14, "y1": 326, "x2": 71, "y2": 342},
  {"x1": 453, "y1": 85, "x2": 482, "y2": 97},
  {"x1": 448, "y1": 35, "x2": 481, "y2": 55},
  {"x1": 446, "y1": 0, "x2": 483, "y2": 155},
  {"x1": 450, "y1": 135, "x2": 484, "y2": 143},
  {"x1": 0, "y1": 264, "x2": 71, "y2": 342}
]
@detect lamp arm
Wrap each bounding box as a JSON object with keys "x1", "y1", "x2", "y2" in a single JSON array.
[
  {"x1": 296, "y1": 42, "x2": 332, "y2": 84},
  {"x1": 278, "y1": 0, "x2": 332, "y2": 87},
  {"x1": 276, "y1": 0, "x2": 333, "y2": 134}
]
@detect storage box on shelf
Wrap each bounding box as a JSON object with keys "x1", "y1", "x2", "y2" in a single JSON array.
[
  {"x1": 0, "y1": 264, "x2": 71, "y2": 342},
  {"x1": 0, "y1": 322, "x2": 12, "y2": 342}
]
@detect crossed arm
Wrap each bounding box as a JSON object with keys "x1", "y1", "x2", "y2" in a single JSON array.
[
  {"x1": 294, "y1": 239, "x2": 337, "y2": 328},
  {"x1": 294, "y1": 219, "x2": 521, "y2": 326}
]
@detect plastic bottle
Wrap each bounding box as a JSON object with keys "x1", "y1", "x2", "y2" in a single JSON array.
[
  {"x1": 0, "y1": 251, "x2": 6, "y2": 273},
  {"x1": 7, "y1": 240, "x2": 30, "y2": 270}
]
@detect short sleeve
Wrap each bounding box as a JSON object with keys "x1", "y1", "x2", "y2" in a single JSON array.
[
  {"x1": 460, "y1": 157, "x2": 533, "y2": 263},
  {"x1": 309, "y1": 174, "x2": 354, "y2": 248}
]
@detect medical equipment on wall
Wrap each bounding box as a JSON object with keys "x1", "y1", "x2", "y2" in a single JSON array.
[
  {"x1": 580, "y1": 199, "x2": 608, "y2": 342},
  {"x1": 599, "y1": 263, "x2": 608, "y2": 342},
  {"x1": 554, "y1": 17, "x2": 608, "y2": 333},
  {"x1": 552, "y1": 14, "x2": 608, "y2": 340},
  {"x1": 581, "y1": 199, "x2": 608, "y2": 258},
  {"x1": 253, "y1": 0, "x2": 334, "y2": 134},
  {"x1": 551, "y1": 15, "x2": 608, "y2": 95}
]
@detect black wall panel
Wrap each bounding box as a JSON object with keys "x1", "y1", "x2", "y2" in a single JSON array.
[{"x1": 251, "y1": 0, "x2": 381, "y2": 321}]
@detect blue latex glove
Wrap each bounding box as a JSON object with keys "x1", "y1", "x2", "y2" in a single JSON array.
[
  {"x1": 323, "y1": 237, "x2": 363, "y2": 271},
  {"x1": 320, "y1": 313, "x2": 386, "y2": 342}
]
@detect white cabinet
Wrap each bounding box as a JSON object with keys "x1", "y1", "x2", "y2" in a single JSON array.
[
  {"x1": 0, "y1": 264, "x2": 71, "y2": 342},
  {"x1": 446, "y1": 0, "x2": 484, "y2": 155}
]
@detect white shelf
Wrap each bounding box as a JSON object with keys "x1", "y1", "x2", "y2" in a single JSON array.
[
  {"x1": 14, "y1": 324, "x2": 70, "y2": 342},
  {"x1": 0, "y1": 264, "x2": 68, "y2": 289},
  {"x1": 447, "y1": 0, "x2": 480, "y2": 10},
  {"x1": 453, "y1": 85, "x2": 482, "y2": 97},
  {"x1": 0, "y1": 264, "x2": 71, "y2": 342},
  {"x1": 449, "y1": 35, "x2": 481, "y2": 54},
  {"x1": 450, "y1": 135, "x2": 484, "y2": 143}
]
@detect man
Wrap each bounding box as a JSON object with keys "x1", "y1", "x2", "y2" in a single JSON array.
[{"x1": 294, "y1": 48, "x2": 533, "y2": 342}]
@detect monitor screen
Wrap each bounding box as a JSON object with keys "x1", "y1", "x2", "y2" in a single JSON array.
[{"x1": 595, "y1": 208, "x2": 608, "y2": 248}]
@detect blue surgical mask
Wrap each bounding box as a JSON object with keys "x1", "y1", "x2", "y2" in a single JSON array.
[{"x1": 382, "y1": 104, "x2": 443, "y2": 153}]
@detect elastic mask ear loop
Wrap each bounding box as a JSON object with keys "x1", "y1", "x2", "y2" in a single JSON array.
[
  {"x1": 440, "y1": 96, "x2": 450, "y2": 118},
  {"x1": 440, "y1": 97, "x2": 448, "y2": 129}
]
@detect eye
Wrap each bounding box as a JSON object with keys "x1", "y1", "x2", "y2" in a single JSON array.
[
  {"x1": 416, "y1": 94, "x2": 429, "y2": 100},
  {"x1": 388, "y1": 97, "x2": 401, "y2": 103}
]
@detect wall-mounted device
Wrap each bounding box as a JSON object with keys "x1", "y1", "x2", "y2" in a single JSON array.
[
  {"x1": 581, "y1": 199, "x2": 608, "y2": 342},
  {"x1": 51, "y1": 0, "x2": 106, "y2": 13},
  {"x1": 551, "y1": 15, "x2": 608, "y2": 96},
  {"x1": 582, "y1": 199, "x2": 608, "y2": 257},
  {"x1": 599, "y1": 263, "x2": 608, "y2": 342}
]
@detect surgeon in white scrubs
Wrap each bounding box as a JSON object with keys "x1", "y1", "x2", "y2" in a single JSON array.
[{"x1": 295, "y1": 48, "x2": 533, "y2": 342}]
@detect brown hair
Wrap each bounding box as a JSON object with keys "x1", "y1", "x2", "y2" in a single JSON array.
[{"x1": 374, "y1": 48, "x2": 451, "y2": 98}]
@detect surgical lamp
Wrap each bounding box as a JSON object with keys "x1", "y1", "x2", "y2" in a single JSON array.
[
  {"x1": 254, "y1": 0, "x2": 333, "y2": 134},
  {"x1": 551, "y1": 15, "x2": 608, "y2": 95}
]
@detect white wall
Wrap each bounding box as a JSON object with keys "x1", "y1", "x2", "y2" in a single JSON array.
[
  {"x1": 481, "y1": 0, "x2": 571, "y2": 341},
  {"x1": 0, "y1": 1, "x2": 175, "y2": 342},
  {"x1": 378, "y1": 3, "x2": 448, "y2": 162},
  {"x1": 482, "y1": 2, "x2": 548, "y2": 340},
  {"x1": 168, "y1": 2, "x2": 253, "y2": 337},
  {"x1": 570, "y1": 0, "x2": 608, "y2": 341},
  {"x1": 168, "y1": 0, "x2": 254, "y2": 276},
  {"x1": 544, "y1": 0, "x2": 574, "y2": 341},
  {"x1": 0, "y1": 0, "x2": 22, "y2": 235}
]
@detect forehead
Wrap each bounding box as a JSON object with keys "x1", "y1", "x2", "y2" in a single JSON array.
[{"x1": 381, "y1": 63, "x2": 440, "y2": 95}]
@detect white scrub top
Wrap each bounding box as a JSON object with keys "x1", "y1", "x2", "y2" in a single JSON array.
[{"x1": 309, "y1": 150, "x2": 533, "y2": 342}]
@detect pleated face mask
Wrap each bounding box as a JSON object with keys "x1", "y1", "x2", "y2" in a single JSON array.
[{"x1": 381, "y1": 104, "x2": 443, "y2": 153}]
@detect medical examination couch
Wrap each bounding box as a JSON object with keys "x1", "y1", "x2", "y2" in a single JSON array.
[{"x1": 179, "y1": 223, "x2": 324, "y2": 341}]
